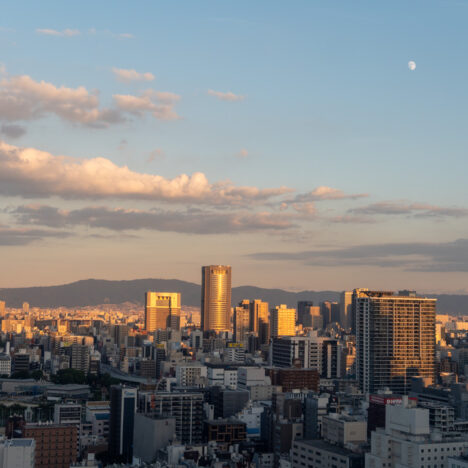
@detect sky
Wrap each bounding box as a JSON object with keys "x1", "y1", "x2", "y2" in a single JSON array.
[{"x1": 1, "y1": 0, "x2": 468, "y2": 292}]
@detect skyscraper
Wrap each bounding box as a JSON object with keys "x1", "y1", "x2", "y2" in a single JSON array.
[
  {"x1": 339, "y1": 291, "x2": 353, "y2": 330},
  {"x1": 201, "y1": 265, "x2": 232, "y2": 332},
  {"x1": 109, "y1": 385, "x2": 137, "y2": 463},
  {"x1": 270, "y1": 304, "x2": 296, "y2": 337},
  {"x1": 0, "y1": 301, "x2": 5, "y2": 317},
  {"x1": 297, "y1": 301, "x2": 314, "y2": 326},
  {"x1": 145, "y1": 292, "x2": 181, "y2": 332},
  {"x1": 234, "y1": 302, "x2": 250, "y2": 345},
  {"x1": 354, "y1": 289, "x2": 436, "y2": 394}
]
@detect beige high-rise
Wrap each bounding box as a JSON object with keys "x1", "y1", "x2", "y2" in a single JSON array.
[
  {"x1": 270, "y1": 304, "x2": 296, "y2": 337},
  {"x1": 145, "y1": 292, "x2": 181, "y2": 332},
  {"x1": 201, "y1": 265, "x2": 232, "y2": 332}
]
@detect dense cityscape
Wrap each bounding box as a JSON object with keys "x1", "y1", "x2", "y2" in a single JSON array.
[
  {"x1": 0, "y1": 265, "x2": 466, "y2": 467},
  {"x1": 1, "y1": 1, "x2": 467, "y2": 468}
]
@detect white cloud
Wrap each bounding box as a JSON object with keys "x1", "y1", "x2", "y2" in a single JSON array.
[
  {"x1": 113, "y1": 89, "x2": 181, "y2": 121},
  {"x1": 0, "y1": 70, "x2": 181, "y2": 128},
  {"x1": 118, "y1": 33, "x2": 134, "y2": 39},
  {"x1": 36, "y1": 28, "x2": 80, "y2": 37},
  {"x1": 0, "y1": 140, "x2": 291, "y2": 205},
  {"x1": 408, "y1": 61, "x2": 416, "y2": 71},
  {"x1": 0, "y1": 74, "x2": 122, "y2": 127},
  {"x1": 112, "y1": 67, "x2": 155, "y2": 83},
  {"x1": 208, "y1": 89, "x2": 245, "y2": 102}
]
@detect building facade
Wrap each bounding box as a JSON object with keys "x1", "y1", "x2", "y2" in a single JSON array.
[
  {"x1": 201, "y1": 266, "x2": 232, "y2": 333},
  {"x1": 354, "y1": 289, "x2": 436, "y2": 394},
  {"x1": 145, "y1": 292, "x2": 181, "y2": 332}
]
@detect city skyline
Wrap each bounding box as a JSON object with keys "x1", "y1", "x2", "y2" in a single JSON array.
[{"x1": 1, "y1": 1, "x2": 468, "y2": 293}]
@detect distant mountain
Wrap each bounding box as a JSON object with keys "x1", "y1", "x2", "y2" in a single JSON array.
[{"x1": 0, "y1": 279, "x2": 467, "y2": 315}]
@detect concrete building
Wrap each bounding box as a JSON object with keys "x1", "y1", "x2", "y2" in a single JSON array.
[
  {"x1": 145, "y1": 292, "x2": 181, "y2": 332},
  {"x1": 138, "y1": 391, "x2": 204, "y2": 444},
  {"x1": 0, "y1": 438, "x2": 35, "y2": 468},
  {"x1": 0, "y1": 354, "x2": 11, "y2": 377},
  {"x1": 201, "y1": 265, "x2": 232, "y2": 333},
  {"x1": 366, "y1": 401, "x2": 468, "y2": 468},
  {"x1": 206, "y1": 365, "x2": 238, "y2": 388},
  {"x1": 291, "y1": 439, "x2": 364, "y2": 468},
  {"x1": 271, "y1": 305, "x2": 296, "y2": 337},
  {"x1": 354, "y1": 289, "x2": 436, "y2": 394},
  {"x1": 133, "y1": 414, "x2": 176, "y2": 463},
  {"x1": 237, "y1": 367, "x2": 267, "y2": 389},
  {"x1": 270, "y1": 334, "x2": 321, "y2": 370},
  {"x1": 321, "y1": 414, "x2": 367, "y2": 445},
  {"x1": 209, "y1": 387, "x2": 250, "y2": 419},
  {"x1": 175, "y1": 363, "x2": 207, "y2": 387}
]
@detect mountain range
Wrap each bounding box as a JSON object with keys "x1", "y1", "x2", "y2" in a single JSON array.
[{"x1": 0, "y1": 279, "x2": 467, "y2": 315}]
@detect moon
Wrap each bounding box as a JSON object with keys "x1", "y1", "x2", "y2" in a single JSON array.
[{"x1": 408, "y1": 61, "x2": 416, "y2": 71}]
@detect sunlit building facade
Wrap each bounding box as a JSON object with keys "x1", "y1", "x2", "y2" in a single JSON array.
[
  {"x1": 145, "y1": 292, "x2": 181, "y2": 332},
  {"x1": 201, "y1": 265, "x2": 232, "y2": 332},
  {"x1": 354, "y1": 289, "x2": 436, "y2": 394},
  {"x1": 270, "y1": 304, "x2": 296, "y2": 337}
]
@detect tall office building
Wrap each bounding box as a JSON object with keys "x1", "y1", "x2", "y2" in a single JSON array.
[
  {"x1": 249, "y1": 299, "x2": 269, "y2": 334},
  {"x1": 201, "y1": 265, "x2": 232, "y2": 333},
  {"x1": 234, "y1": 303, "x2": 251, "y2": 345},
  {"x1": 109, "y1": 385, "x2": 137, "y2": 463},
  {"x1": 339, "y1": 291, "x2": 353, "y2": 330},
  {"x1": 0, "y1": 301, "x2": 5, "y2": 317},
  {"x1": 297, "y1": 301, "x2": 314, "y2": 326},
  {"x1": 320, "y1": 302, "x2": 332, "y2": 327},
  {"x1": 270, "y1": 305, "x2": 296, "y2": 337},
  {"x1": 354, "y1": 289, "x2": 436, "y2": 395},
  {"x1": 145, "y1": 292, "x2": 181, "y2": 332}
]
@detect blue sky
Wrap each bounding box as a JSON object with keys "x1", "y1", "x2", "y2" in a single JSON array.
[{"x1": 1, "y1": 1, "x2": 467, "y2": 292}]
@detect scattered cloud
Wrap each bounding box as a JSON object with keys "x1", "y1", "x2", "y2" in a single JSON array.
[
  {"x1": 408, "y1": 60, "x2": 416, "y2": 71},
  {"x1": 0, "y1": 224, "x2": 70, "y2": 246},
  {"x1": 237, "y1": 149, "x2": 249, "y2": 159},
  {"x1": 0, "y1": 70, "x2": 181, "y2": 130},
  {"x1": 118, "y1": 33, "x2": 134, "y2": 39},
  {"x1": 0, "y1": 124, "x2": 26, "y2": 139},
  {"x1": 112, "y1": 67, "x2": 155, "y2": 83},
  {"x1": 11, "y1": 204, "x2": 295, "y2": 235},
  {"x1": 208, "y1": 89, "x2": 245, "y2": 102},
  {"x1": 249, "y1": 238, "x2": 468, "y2": 272},
  {"x1": 293, "y1": 186, "x2": 368, "y2": 202},
  {"x1": 113, "y1": 89, "x2": 181, "y2": 121},
  {"x1": 147, "y1": 148, "x2": 165, "y2": 162},
  {"x1": 350, "y1": 201, "x2": 468, "y2": 219},
  {"x1": 36, "y1": 28, "x2": 80, "y2": 37},
  {"x1": 0, "y1": 140, "x2": 291, "y2": 205},
  {"x1": 0, "y1": 73, "x2": 123, "y2": 127}
]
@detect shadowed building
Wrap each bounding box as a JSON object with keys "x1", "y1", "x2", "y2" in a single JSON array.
[
  {"x1": 354, "y1": 289, "x2": 436, "y2": 394},
  {"x1": 145, "y1": 292, "x2": 181, "y2": 332},
  {"x1": 201, "y1": 265, "x2": 232, "y2": 333}
]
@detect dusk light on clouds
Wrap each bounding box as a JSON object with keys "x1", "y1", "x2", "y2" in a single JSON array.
[{"x1": 0, "y1": 0, "x2": 467, "y2": 294}]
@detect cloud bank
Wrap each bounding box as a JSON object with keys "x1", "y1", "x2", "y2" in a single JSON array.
[{"x1": 0, "y1": 140, "x2": 291, "y2": 204}]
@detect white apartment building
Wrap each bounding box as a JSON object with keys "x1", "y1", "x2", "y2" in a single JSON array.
[
  {"x1": 175, "y1": 363, "x2": 207, "y2": 387},
  {"x1": 366, "y1": 400, "x2": 468, "y2": 468}
]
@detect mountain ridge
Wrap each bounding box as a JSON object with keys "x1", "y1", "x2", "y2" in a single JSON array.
[{"x1": 0, "y1": 278, "x2": 467, "y2": 314}]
